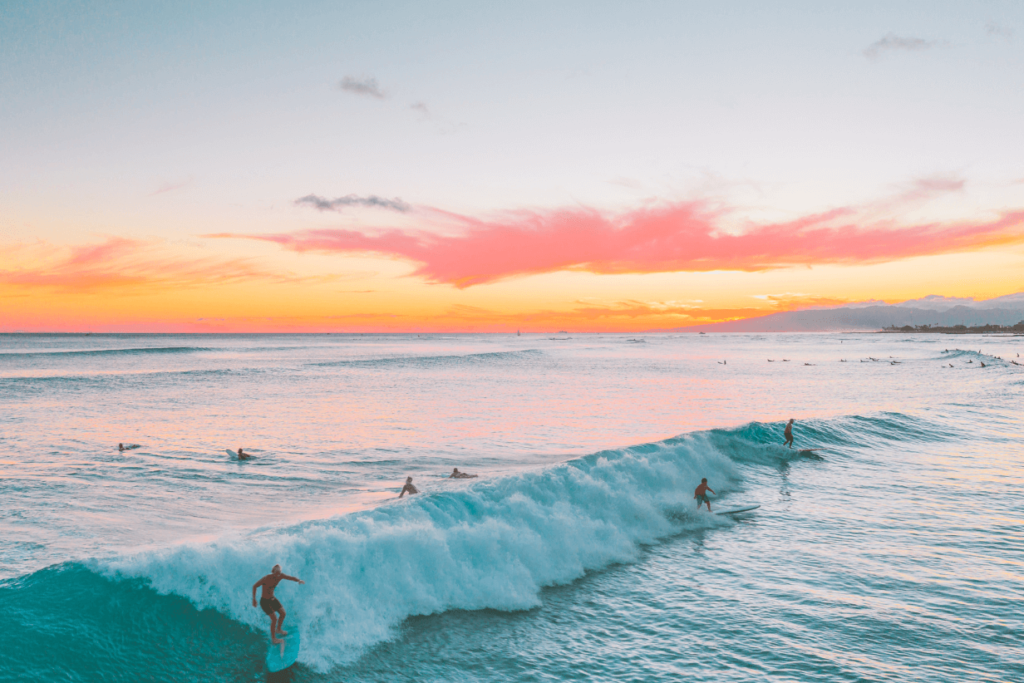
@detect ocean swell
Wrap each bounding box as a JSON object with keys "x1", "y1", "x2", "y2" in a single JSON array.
[
  {"x1": 100, "y1": 429, "x2": 750, "y2": 671},
  {"x1": 309, "y1": 348, "x2": 543, "y2": 369},
  {"x1": 0, "y1": 346, "x2": 212, "y2": 359}
]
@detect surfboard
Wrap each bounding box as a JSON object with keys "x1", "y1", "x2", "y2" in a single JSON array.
[
  {"x1": 225, "y1": 449, "x2": 237, "y2": 458},
  {"x1": 715, "y1": 505, "x2": 760, "y2": 515},
  {"x1": 266, "y1": 624, "x2": 301, "y2": 673}
]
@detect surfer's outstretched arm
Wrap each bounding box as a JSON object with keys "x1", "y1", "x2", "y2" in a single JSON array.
[{"x1": 282, "y1": 574, "x2": 305, "y2": 584}]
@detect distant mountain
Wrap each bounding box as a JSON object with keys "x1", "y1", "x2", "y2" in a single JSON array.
[
  {"x1": 890, "y1": 292, "x2": 1024, "y2": 311},
  {"x1": 670, "y1": 297, "x2": 1024, "y2": 333}
]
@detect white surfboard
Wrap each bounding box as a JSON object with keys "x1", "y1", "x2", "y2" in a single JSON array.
[
  {"x1": 715, "y1": 504, "x2": 760, "y2": 515},
  {"x1": 226, "y1": 449, "x2": 237, "y2": 458}
]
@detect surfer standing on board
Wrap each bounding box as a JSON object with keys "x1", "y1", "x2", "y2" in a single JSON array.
[
  {"x1": 784, "y1": 419, "x2": 795, "y2": 448},
  {"x1": 252, "y1": 565, "x2": 304, "y2": 645},
  {"x1": 399, "y1": 476, "x2": 419, "y2": 497},
  {"x1": 694, "y1": 478, "x2": 715, "y2": 511}
]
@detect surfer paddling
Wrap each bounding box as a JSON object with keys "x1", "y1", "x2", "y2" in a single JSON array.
[
  {"x1": 694, "y1": 478, "x2": 715, "y2": 511},
  {"x1": 399, "y1": 476, "x2": 419, "y2": 497},
  {"x1": 252, "y1": 565, "x2": 304, "y2": 647},
  {"x1": 784, "y1": 419, "x2": 795, "y2": 448},
  {"x1": 449, "y1": 468, "x2": 478, "y2": 479}
]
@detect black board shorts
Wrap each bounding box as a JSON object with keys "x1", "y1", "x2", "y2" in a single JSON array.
[{"x1": 260, "y1": 597, "x2": 283, "y2": 615}]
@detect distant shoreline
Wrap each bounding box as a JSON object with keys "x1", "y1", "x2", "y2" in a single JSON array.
[{"x1": 879, "y1": 324, "x2": 1024, "y2": 335}]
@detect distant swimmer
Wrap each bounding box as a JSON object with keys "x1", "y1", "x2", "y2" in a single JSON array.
[
  {"x1": 252, "y1": 565, "x2": 304, "y2": 647},
  {"x1": 694, "y1": 478, "x2": 715, "y2": 511},
  {"x1": 399, "y1": 476, "x2": 419, "y2": 498},
  {"x1": 980, "y1": 362, "x2": 986, "y2": 368},
  {"x1": 118, "y1": 443, "x2": 124, "y2": 452},
  {"x1": 784, "y1": 419, "x2": 795, "y2": 448},
  {"x1": 449, "y1": 468, "x2": 478, "y2": 479},
  {"x1": 237, "y1": 447, "x2": 252, "y2": 460}
]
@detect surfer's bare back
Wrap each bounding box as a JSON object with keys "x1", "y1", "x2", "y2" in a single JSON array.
[
  {"x1": 252, "y1": 565, "x2": 304, "y2": 644},
  {"x1": 399, "y1": 476, "x2": 419, "y2": 497}
]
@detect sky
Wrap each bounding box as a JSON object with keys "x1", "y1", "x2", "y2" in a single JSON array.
[{"x1": 1, "y1": 0, "x2": 1023, "y2": 332}]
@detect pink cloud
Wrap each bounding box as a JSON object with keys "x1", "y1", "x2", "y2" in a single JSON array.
[
  {"x1": 207, "y1": 202, "x2": 1024, "y2": 288},
  {"x1": 0, "y1": 237, "x2": 305, "y2": 293}
]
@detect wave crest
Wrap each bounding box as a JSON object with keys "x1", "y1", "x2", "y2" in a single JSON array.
[{"x1": 101, "y1": 430, "x2": 747, "y2": 670}]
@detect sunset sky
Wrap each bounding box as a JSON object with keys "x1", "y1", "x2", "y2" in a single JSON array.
[{"x1": 2, "y1": 1, "x2": 1023, "y2": 332}]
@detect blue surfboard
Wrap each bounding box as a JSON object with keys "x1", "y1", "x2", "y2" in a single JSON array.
[{"x1": 266, "y1": 624, "x2": 301, "y2": 673}]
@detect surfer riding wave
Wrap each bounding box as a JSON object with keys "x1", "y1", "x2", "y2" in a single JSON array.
[{"x1": 252, "y1": 564, "x2": 304, "y2": 646}]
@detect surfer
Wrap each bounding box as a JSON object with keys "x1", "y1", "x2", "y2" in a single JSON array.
[
  {"x1": 252, "y1": 565, "x2": 304, "y2": 645},
  {"x1": 449, "y1": 468, "x2": 478, "y2": 479},
  {"x1": 237, "y1": 447, "x2": 251, "y2": 460},
  {"x1": 694, "y1": 478, "x2": 715, "y2": 511},
  {"x1": 118, "y1": 443, "x2": 124, "y2": 452},
  {"x1": 784, "y1": 419, "x2": 795, "y2": 448},
  {"x1": 399, "y1": 476, "x2": 419, "y2": 497}
]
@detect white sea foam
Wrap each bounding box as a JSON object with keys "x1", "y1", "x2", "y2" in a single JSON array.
[{"x1": 101, "y1": 433, "x2": 743, "y2": 671}]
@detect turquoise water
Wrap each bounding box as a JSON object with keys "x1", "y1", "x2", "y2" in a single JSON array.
[{"x1": 2, "y1": 333, "x2": 1022, "y2": 681}]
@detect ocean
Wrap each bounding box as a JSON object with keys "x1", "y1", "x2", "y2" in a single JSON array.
[{"x1": 1, "y1": 332, "x2": 1021, "y2": 682}]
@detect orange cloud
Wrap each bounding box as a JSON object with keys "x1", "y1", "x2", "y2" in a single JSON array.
[
  {"x1": 751, "y1": 293, "x2": 853, "y2": 310},
  {"x1": 0, "y1": 237, "x2": 304, "y2": 293},
  {"x1": 208, "y1": 202, "x2": 1024, "y2": 288}
]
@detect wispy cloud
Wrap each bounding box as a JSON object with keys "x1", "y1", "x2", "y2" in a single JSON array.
[
  {"x1": 339, "y1": 76, "x2": 386, "y2": 99},
  {"x1": 986, "y1": 23, "x2": 1014, "y2": 40},
  {"x1": 150, "y1": 177, "x2": 193, "y2": 196},
  {"x1": 0, "y1": 237, "x2": 304, "y2": 293},
  {"x1": 864, "y1": 33, "x2": 937, "y2": 60},
  {"x1": 295, "y1": 193, "x2": 411, "y2": 213},
  {"x1": 750, "y1": 293, "x2": 851, "y2": 309},
  {"x1": 210, "y1": 200, "x2": 1024, "y2": 288},
  {"x1": 892, "y1": 175, "x2": 965, "y2": 204},
  {"x1": 410, "y1": 102, "x2": 430, "y2": 117}
]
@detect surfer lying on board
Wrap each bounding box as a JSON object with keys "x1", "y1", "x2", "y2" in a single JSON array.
[
  {"x1": 399, "y1": 476, "x2": 419, "y2": 497},
  {"x1": 252, "y1": 565, "x2": 304, "y2": 645},
  {"x1": 784, "y1": 419, "x2": 795, "y2": 448},
  {"x1": 694, "y1": 478, "x2": 715, "y2": 511},
  {"x1": 449, "y1": 468, "x2": 478, "y2": 479}
]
